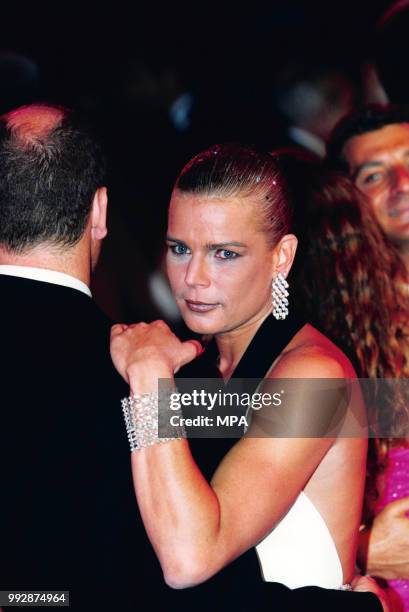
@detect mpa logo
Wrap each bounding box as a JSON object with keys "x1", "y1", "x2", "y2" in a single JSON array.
[{"x1": 216, "y1": 415, "x2": 249, "y2": 427}]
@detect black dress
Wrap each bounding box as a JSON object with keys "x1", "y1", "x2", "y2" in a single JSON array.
[{"x1": 175, "y1": 310, "x2": 382, "y2": 611}]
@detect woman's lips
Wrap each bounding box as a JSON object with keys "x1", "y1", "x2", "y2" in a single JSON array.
[{"x1": 185, "y1": 300, "x2": 219, "y2": 313}]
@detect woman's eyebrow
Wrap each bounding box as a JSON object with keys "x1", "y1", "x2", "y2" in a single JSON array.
[
  {"x1": 166, "y1": 236, "x2": 186, "y2": 244},
  {"x1": 206, "y1": 241, "x2": 247, "y2": 249}
]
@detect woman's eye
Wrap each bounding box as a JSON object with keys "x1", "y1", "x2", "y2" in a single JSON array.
[
  {"x1": 170, "y1": 244, "x2": 190, "y2": 255},
  {"x1": 215, "y1": 249, "x2": 238, "y2": 259}
]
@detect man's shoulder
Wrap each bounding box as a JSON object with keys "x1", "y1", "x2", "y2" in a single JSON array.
[
  {"x1": 0, "y1": 277, "x2": 122, "y2": 378},
  {"x1": 0, "y1": 274, "x2": 111, "y2": 328}
]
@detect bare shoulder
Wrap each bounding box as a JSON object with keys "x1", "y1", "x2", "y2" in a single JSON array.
[{"x1": 269, "y1": 323, "x2": 356, "y2": 379}]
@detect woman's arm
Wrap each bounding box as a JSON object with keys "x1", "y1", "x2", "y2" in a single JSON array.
[{"x1": 111, "y1": 322, "x2": 343, "y2": 588}]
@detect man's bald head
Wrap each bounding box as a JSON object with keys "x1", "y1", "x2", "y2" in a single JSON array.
[
  {"x1": 5, "y1": 104, "x2": 65, "y2": 145},
  {"x1": 0, "y1": 103, "x2": 106, "y2": 253}
]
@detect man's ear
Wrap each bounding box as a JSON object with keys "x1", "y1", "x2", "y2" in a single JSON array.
[{"x1": 91, "y1": 187, "x2": 108, "y2": 240}]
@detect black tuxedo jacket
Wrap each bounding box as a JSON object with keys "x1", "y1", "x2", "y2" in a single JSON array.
[
  {"x1": 0, "y1": 275, "x2": 381, "y2": 611},
  {"x1": 0, "y1": 275, "x2": 164, "y2": 610}
]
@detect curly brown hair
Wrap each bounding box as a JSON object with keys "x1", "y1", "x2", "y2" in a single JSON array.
[{"x1": 276, "y1": 150, "x2": 409, "y2": 519}]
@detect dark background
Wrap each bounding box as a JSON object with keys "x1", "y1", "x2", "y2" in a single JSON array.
[{"x1": 0, "y1": 1, "x2": 395, "y2": 322}]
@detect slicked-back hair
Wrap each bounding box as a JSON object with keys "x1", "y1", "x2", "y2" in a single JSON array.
[
  {"x1": 0, "y1": 105, "x2": 106, "y2": 253},
  {"x1": 175, "y1": 143, "x2": 292, "y2": 248},
  {"x1": 326, "y1": 103, "x2": 409, "y2": 171}
]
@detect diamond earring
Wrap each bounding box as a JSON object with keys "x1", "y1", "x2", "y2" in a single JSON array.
[{"x1": 272, "y1": 272, "x2": 289, "y2": 320}]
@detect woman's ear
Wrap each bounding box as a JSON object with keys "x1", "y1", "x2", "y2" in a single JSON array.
[{"x1": 274, "y1": 234, "x2": 298, "y2": 278}]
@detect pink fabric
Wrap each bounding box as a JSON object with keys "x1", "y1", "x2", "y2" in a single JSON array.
[{"x1": 375, "y1": 446, "x2": 409, "y2": 611}]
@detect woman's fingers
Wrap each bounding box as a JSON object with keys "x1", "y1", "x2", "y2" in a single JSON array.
[
  {"x1": 111, "y1": 321, "x2": 203, "y2": 376},
  {"x1": 184, "y1": 340, "x2": 203, "y2": 357},
  {"x1": 173, "y1": 340, "x2": 203, "y2": 373}
]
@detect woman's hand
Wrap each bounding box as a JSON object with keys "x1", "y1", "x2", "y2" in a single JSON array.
[{"x1": 110, "y1": 320, "x2": 202, "y2": 392}]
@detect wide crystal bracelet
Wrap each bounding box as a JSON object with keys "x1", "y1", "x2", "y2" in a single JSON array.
[{"x1": 121, "y1": 391, "x2": 186, "y2": 452}]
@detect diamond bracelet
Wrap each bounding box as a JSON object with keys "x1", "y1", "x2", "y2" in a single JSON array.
[{"x1": 121, "y1": 391, "x2": 186, "y2": 452}]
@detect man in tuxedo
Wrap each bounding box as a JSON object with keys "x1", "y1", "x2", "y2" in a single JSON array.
[
  {"x1": 0, "y1": 103, "x2": 384, "y2": 611},
  {"x1": 0, "y1": 103, "x2": 167, "y2": 611}
]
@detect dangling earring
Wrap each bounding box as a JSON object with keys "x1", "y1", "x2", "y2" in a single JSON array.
[{"x1": 272, "y1": 272, "x2": 289, "y2": 320}]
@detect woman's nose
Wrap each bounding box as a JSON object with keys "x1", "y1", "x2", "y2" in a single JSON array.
[{"x1": 184, "y1": 256, "x2": 211, "y2": 288}]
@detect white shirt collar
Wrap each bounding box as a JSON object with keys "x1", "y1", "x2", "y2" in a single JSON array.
[
  {"x1": 288, "y1": 126, "x2": 325, "y2": 158},
  {"x1": 0, "y1": 265, "x2": 92, "y2": 297}
]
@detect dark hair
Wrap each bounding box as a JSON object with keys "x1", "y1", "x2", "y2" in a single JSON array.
[
  {"x1": 326, "y1": 103, "x2": 409, "y2": 171},
  {"x1": 175, "y1": 143, "x2": 292, "y2": 248},
  {"x1": 0, "y1": 104, "x2": 106, "y2": 253}
]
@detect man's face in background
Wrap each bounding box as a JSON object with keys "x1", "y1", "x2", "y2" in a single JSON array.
[{"x1": 343, "y1": 123, "x2": 409, "y2": 247}]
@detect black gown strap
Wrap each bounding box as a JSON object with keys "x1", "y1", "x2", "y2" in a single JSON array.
[
  {"x1": 178, "y1": 310, "x2": 308, "y2": 476},
  {"x1": 230, "y1": 309, "x2": 307, "y2": 383},
  {"x1": 179, "y1": 309, "x2": 307, "y2": 383}
]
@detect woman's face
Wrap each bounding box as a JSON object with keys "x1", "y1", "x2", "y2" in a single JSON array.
[{"x1": 166, "y1": 190, "x2": 280, "y2": 336}]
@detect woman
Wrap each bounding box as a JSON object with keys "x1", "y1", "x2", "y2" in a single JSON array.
[
  {"x1": 110, "y1": 144, "x2": 368, "y2": 592},
  {"x1": 277, "y1": 151, "x2": 409, "y2": 610}
]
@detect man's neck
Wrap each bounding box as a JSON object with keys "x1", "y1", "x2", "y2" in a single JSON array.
[{"x1": 0, "y1": 246, "x2": 91, "y2": 286}]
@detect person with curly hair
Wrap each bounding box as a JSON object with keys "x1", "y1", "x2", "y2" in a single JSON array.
[{"x1": 281, "y1": 147, "x2": 409, "y2": 610}]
